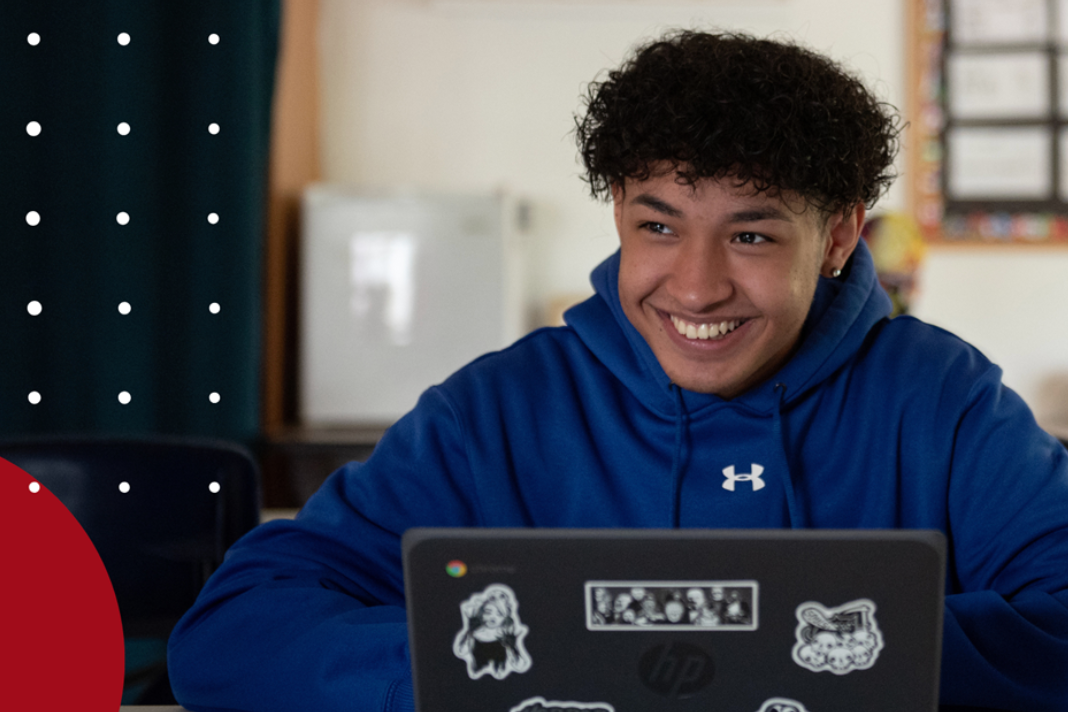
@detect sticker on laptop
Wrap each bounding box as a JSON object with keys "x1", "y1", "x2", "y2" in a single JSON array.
[
  {"x1": 453, "y1": 583, "x2": 532, "y2": 680},
  {"x1": 585, "y1": 581, "x2": 758, "y2": 631},
  {"x1": 755, "y1": 698, "x2": 811, "y2": 712},
  {"x1": 792, "y1": 598, "x2": 884, "y2": 674},
  {"x1": 509, "y1": 697, "x2": 615, "y2": 712}
]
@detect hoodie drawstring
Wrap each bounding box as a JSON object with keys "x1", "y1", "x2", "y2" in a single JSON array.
[
  {"x1": 670, "y1": 384, "x2": 688, "y2": 528},
  {"x1": 773, "y1": 382, "x2": 805, "y2": 528}
]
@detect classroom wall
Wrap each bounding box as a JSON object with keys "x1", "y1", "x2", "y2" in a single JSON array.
[{"x1": 911, "y1": 247, "x2": 1068, "y2": 438}]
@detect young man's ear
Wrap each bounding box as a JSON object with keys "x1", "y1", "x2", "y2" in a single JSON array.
[{"x1": 821, "y1": 203, "x2": 866, "y2": 278}]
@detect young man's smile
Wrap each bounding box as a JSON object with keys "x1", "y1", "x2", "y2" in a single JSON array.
[
  {"x1": 613, "y1": 169, "x2": 863, "y2": 399},
  {"x1": 668, "y1": 314, "x2": 743, "y2": 341}
]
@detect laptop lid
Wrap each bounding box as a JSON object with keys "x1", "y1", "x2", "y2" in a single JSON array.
[{"x1": 403, "y1": 528, "x2": 945, "y2": 712}]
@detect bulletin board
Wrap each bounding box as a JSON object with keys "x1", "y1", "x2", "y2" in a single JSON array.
[{"x1": 911, "y1": 0, "x2": 1068, "y2": 242}]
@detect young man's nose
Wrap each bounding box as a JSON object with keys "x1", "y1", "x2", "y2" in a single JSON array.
[{"x1": 668, "y1": 242, "x2": 733, "y2": 310}]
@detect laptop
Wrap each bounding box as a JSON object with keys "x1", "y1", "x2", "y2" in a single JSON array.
[{"x1": 403, "y1": 528, "x2": 945, "y2": 712}]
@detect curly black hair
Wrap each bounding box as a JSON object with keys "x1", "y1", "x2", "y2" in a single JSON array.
[{"x1": 575, "y1": 30, "x2": 902, "y2": 215}]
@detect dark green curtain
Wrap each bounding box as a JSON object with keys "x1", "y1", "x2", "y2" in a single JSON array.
[{"x1": 1, "y1": 1, "x2": 280, "y2": 443}]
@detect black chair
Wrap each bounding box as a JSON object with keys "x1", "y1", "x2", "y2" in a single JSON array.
[{"x1": 0, "y1": 435, "x2": 260, "y2": 704}]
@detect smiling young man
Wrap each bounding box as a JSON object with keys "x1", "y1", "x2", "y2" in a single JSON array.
[
  {"x1": 169, "y1": 31, "x2": 1068, "y2": 712},
  {"x1": 612, "y1": 173, "x2": 863, "y2": 399}
]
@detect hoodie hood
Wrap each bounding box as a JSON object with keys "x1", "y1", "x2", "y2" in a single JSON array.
[{"x1": 565, "y1": 239, "x2": 893, "y2": 417}]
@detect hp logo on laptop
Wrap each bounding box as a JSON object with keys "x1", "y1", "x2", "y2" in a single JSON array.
[{"x1": 638, "y1": 642, "x2": 715, "y2": 698}]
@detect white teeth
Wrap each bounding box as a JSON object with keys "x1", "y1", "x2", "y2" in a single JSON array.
[{"x1": 670, "y1": 315, "x2": 741, "y2": 341}]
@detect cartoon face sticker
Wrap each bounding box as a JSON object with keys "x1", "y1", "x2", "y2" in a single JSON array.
[
  {"x1": 509, "y1": 697, "x2": 615, "y2": 712},
  {"x1": 453, "y1": 584, "x2": 532, "y2": 680},
  {"x1": 664, "y1": 599, "x2": 686, "y2": 623},
  {"x1": 812, "y1": 631, "x2": 838, "y2": 656},
  {"x1": 755, "y1": 698, "x2": 811, "y2": 712},
  {"x1": 796, "y1": 643, "x2": 825, "y2": 667},
  {"x1": 826, "y1": 646, "x2": 853, "y2": 672},
  {"x1": 792, "y1": 599, "x2": 884, "y2": 675}
]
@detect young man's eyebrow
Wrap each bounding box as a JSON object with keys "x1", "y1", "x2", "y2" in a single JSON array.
[
  {"x1": 728, "y1": 207, "x2": 792, "y2": 223},
  {"x1": 631, "y1": 194, "x2": 795, "y2": 223},
  {"x1": 631, "y1": 194, "x2": 684, "y2": 218}
]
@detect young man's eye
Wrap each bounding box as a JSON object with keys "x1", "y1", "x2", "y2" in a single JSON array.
[
  {"x1": 640, "y1": 222, "x2": 673, "y2": 235},
  {"x1": 735, "y1": 232, "x2": 769, "y2": 244}
]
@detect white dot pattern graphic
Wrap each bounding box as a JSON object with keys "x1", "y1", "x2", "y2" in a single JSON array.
[
  {"x1": 209, "y1": 481, "x2": 221, "y2": 493},
  {"x1": 118, "y1": 481, "x2": 131, "y2": 493},
  {"x1": 29, "y1": 482, "x2": 41, "y2": 493},
  {"x1": 16, "y1": 27, "x2": 233, "y2": 422}
]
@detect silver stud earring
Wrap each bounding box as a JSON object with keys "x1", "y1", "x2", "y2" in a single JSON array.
[{"x1": 831, "y1": 268, "x2": 842, "y2": 278}]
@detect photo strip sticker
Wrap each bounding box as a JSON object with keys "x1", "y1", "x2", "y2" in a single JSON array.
[
  {"x1": 453, "y1": 583, "x2": 532, "y2": 680},
  {"x1": 755, "y1": 698, "x2": 811, "y2": 712},
  {"x1": 585, "y1": 581, "x2": 758, "y2": 631},
  {"x1": 792, "y1": 598, "x2": 885, "y2": 675},
  {"x1": 509, "y1": 697, "x2": 615, "y2": 712}
]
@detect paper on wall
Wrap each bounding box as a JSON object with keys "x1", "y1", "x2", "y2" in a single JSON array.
[
  {"x1": 948, "y1": 52, "x2": 1048, "y2": 119},
  {"x1": 951, "y1": 0, "x2": 1048, "y2": 45},
  {"x1": 946, "y1": 126, "x2": 1051, "y2": 199}
]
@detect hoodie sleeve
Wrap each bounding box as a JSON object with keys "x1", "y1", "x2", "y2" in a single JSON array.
[
  {"x1": 167, "y1": 386, "x2": 481, "y2": 712},
  {"x1": 937, "y1": 367, "x2": 1068, "y2": 710}
]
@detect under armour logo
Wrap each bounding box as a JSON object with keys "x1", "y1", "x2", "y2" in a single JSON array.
[{"x1": 722, "y1": 464, "x2": 765, "y2": 492}]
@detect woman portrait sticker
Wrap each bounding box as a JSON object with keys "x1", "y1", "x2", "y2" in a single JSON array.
[{"x1": 452, "y1": 583, "x2": 533, "y2": 680}]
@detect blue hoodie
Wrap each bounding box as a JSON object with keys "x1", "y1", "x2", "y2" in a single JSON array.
[{"x1": 169, "y1": 241, "x2": 1068, "y2": 711}]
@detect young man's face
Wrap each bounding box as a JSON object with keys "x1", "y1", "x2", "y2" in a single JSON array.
[{"x1": 613, "y1": 169, "x2": 861, "y2": 399}]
